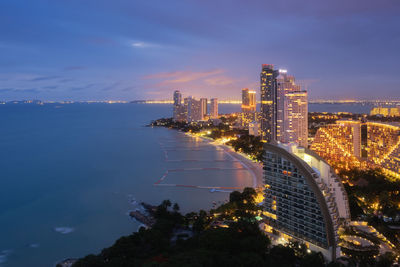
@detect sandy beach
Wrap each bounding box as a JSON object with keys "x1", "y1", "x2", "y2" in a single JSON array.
[{"x1": 191, "y1": 133, "x2": 264, "y2": 188}]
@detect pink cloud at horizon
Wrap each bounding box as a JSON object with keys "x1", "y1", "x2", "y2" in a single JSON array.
[{"x1": 141, "y1": 69, "x2": 253, "y2": 99}]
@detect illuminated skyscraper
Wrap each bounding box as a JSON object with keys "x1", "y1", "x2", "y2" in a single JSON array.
[
  {"x1": 263, "y1": 143, "x2": 350, "y2": 261},
  {"x1": 241, "y1": 88, "x2": 257, "y2": 125},
  {"x1": 173, "y1": 90, "x2": 186, "y2": 121},
  {"x1": 242, "y1": 88, "x2": 256, "y2": 112},
  {"x1": 283, "y1": 91, "x2": 308, "y2": 147},
  {"x1": 200, "y1": 98, "x2": 208, "y2": 118},
  {"x1": 184, "y1": 96, "x2": 203, "y2": 122},
  {"x1": 277, "y1": 71, "x2": 299, "y2": 136},
  {"x1": 260, "y1": 65, "x2": 308, "y2": 146},
  {"x1": 173, "y1": 90, "x2": 182, "y2": 106},
  {"x1": 260, "y1": 64, "x2": 279, "y2": 142},
  {"x1": 210, "y1": 98, "x2": 218, "y2": 119}
]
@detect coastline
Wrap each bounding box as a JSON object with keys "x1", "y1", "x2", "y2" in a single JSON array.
[{"x1": 182, "y1": 132, "x2": 263, "y2": 188}]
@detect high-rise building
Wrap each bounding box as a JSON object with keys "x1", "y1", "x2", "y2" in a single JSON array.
[
  {"x1": 277, "y1": 71, "x2": 299, "y2": 139},
  {"x1": 200, "y1": 98, "x2": 208, "y2": 118},
  {"x1": 184, "y1": 96, "x2": 203, "y2": 122},
  {"x1": 242, "y1": 88, "x2": 256, "y2": 112},
  {"x1": 311, "y1": 120, "x2": 400, "y2": 179},
  {"x1": 174, "y1": 105, "x2": 187, "y2": 122},
  {"x1": 210, "y1": 98, "x2": 218, "y2": 119},
  {"x1": 276, "y1": 71, "x2": 304, "y2": 145},
  {"x1": 260, "y1": 64, "x2": 279, "y2": 142},
  {"x1": 263, "y1": 143, "x2": 350, "y2": 261},
  {"x1": 366, "y1": 122, "x2": 400, "y2": 179},
  {"x1": 311, "y1": 120, "x2": 363, "y2": 170},
  {"x1": 241, "y1": 88, "x2": 257, "y2": 125},
  {"x1": 173, "y1": 90, "x2": 182, "y2": 106},
  {"x1": 260, "y1": 65, "x2": 308, "y2": 146},
  {"x1": 283, "y1": 91, "x2": 308, "y2": 147},
  {"x1": 370, "y1": 107, "x2": 400, "y2": 117},
  {"x1": 173, "y1": 90, "x2": 186, "y2": 122}
]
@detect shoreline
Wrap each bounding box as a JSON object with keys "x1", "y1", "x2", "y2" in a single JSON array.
[{"x1": 181, "y1": 132, "x2": 263, "y2": 188}]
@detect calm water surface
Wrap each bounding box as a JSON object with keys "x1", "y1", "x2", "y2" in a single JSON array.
[
  {"x1": 0, "y1": 103, "x2": 253, "y2": 267},
  {"x1": 0, "y1": 102, "x2": 370, "y2": 266}
]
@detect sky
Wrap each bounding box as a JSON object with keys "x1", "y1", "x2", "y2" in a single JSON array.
[{"x1": 0, "y1": 0, "x2": 399, "y2": 101}]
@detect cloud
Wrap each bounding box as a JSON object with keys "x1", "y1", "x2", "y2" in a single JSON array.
[
  {"x1": 142, "y1": 69, "x2": 247, "y2": 99},
  {"x1": 59, "y1": 78, "x2": 74, "y2": 83},
  {"x1": 0, "y1": 88, "x2": 14, "y2": 93},
  {"x1": 42, "y1": 86, "x2": 58, "y2": 90},
  {"x1": 121, "y1": 86, "x2": 136, "y2": 92},
  {"x1": 64, "y1": 66, "x2": 86, "y2": 71},
  {"x1": 146, "y1": 91, "x2": 163, "y2": 95},
  {"x1": 0, "y1": 88, "x2": 39, "y2": 93},
  {"x1": 19, "y1": 88, "x2": 39, "y2": 93},
  {"x1": 28, "y1": 76, "x2": 59, "y2": 82},
  {"x1": 102, "y1": 82, "x2": 121, "y2": 91},
  {"x1": 70, "y1": 83, "x2": 96, "y2": 91},
  {"x1": 83, "y1": 37, "x2": 117, "y2": 46},
  {"x1": 131, "y1": 41, "x2": 157, "y2": 48},
  {"x1": 204, "y1": 76, "x2": 236, "y2": 86},
  {"x1": 143, "y1": 69, "x2": 224, "y2": 85}
]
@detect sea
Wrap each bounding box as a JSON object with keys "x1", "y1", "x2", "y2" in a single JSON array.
[{"x1": 0, "y1": 102, "x2": 372, "y2": 266}]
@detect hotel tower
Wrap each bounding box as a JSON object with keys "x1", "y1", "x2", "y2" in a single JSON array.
[
  {"x1": 263, "y1": 142, "x2": 350, "y2": 261},
  {"x1": 260, "y1": 65, "x2": 308, "y2": 147}
]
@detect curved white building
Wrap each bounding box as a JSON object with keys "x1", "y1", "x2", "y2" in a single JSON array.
[{"x1": 263, "y1": 142, "x2": 350, "y2": 261}]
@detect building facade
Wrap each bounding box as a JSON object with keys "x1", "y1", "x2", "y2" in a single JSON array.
[
  {"x1": 173, "y1": 90, "x2": 182, "y2": 106},
  {"x1": 210, "y1": 98, "x2": 218, "y2": 119},
  {"x1": 174, "y1": 104, "x2": 187, "y2": 122},
  {"x1": 260, "y1": 64, "x2": 279, "y2": 142},
  {"x1": 370, "y1": 107, "x2": 400, "y2": 117},
  {"x1": 242, "y1": 88, "x2": 257, "y2": 112},
  {"x1": 311, "y1": 120, "x2": 400, "y2": 179},
  {"x1": 241, "y1": 88, "x2": 257, "y2": 126},
  {"x1": 173, "y1": 90, "x2": 186, "y2": 122},
  {"x1": 249, "y1": 122, "x2": 260, "y2": 136},
  {"x1": 184, "y1": 96, "x2": 203, "y2": 122},
  {"x1": 311, "y1": 120, "x2": 363, "y2": 170},
  {"x1": 366, "y1": 122, "x2": 400, "y2": 179},
  {"x1": 263, "y1": 143, "x2": 350, "y2": 261},
  {"x1": 260, "y1": 65, "x2": 308, "y2": 147},
  {"x1": 283, "y1": 91, "x2": 308, "y2": 147},
  {"x1": 200, "y1": 98, "x2": 208, "y2": 118},
  {"x1": 276, "y1": 71, "x2": 300, "y2": 141}
]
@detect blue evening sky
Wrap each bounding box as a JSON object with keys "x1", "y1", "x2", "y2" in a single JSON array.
[{"x1": 0, "y1": 0, "x2": 399, "y2": 101}]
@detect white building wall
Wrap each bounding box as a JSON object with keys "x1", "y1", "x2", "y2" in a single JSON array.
[{"x1": 287, "y1": 144, "x2": 351, "y2": 221}]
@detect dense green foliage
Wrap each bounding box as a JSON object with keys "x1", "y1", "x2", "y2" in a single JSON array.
[
  {"x1": 71, "y1": 189, "x2": 327, "y2": 267},
  {"x1": 150, "y1": 117, "x2": 238, "y2": 136},
  {"x1": 71, "y1": 187, "x2": 398, "y2": 266},
  {"x1": 227, "y1": 134, "x2": 264, "y2": 161},
  {"x1": 341, "y1": 168, "x2": 400, "y2": 251},
  {"x1": 151, "y1": 117, "x2": 264, "y2": 161},
  {"x1": 340, "y1": 168, "x2": 400, "y2": 219}
]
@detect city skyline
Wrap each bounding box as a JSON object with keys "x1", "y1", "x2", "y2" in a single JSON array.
[{"x1": 1, "y1": 0, "x2": 400, "y2": 101}]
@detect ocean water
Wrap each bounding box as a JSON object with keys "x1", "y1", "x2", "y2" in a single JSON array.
[
  {"x1": 0, "y1": 103, "x2": 252, "y2": 267},
  {"x1": 308, "y1": 103, "x2": 374, "y2": 114},
  {"x1": 0, "y1": 102, "x2": 370, "y2": 266}
]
